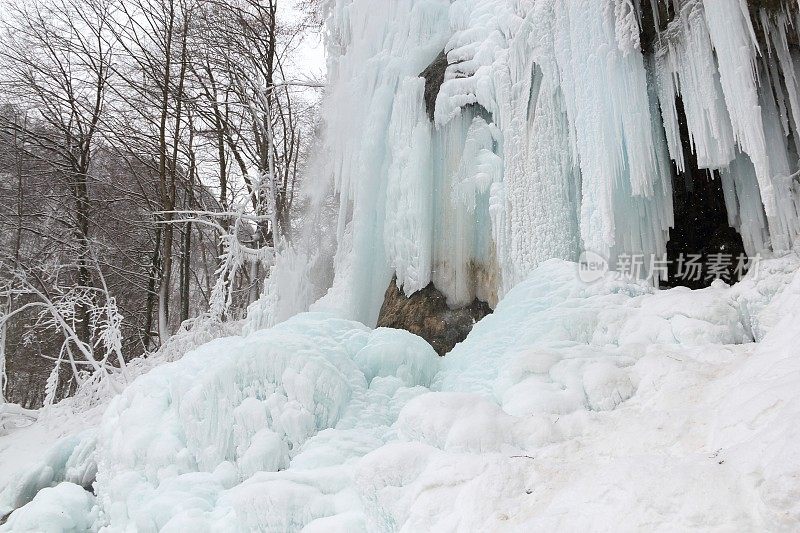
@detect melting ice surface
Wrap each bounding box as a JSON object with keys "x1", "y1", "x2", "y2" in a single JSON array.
[{"x1": 4, "y1": 256, "x2": 800, "y2": 531}]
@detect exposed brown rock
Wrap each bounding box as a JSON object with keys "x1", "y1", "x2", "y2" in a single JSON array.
[
  {"x1": 419, "y1": 50, "x2": 448, "y2": 121},
  {"x1": 377, "y1": 277, "x2": 492, "y2": 356}
]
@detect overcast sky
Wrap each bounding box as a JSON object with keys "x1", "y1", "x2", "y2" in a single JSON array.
[{"x1": 283, "y1": 0, "x2": 327, "y2": 82}]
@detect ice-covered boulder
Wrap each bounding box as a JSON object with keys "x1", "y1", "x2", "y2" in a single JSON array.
[{"x1": 0, "y1": 482, "x2": 98, "y2": 533}]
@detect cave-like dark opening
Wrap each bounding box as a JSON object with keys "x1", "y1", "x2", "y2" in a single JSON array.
[{"x1": 662, "y1": 96, "x2": 747, "y2": 289}]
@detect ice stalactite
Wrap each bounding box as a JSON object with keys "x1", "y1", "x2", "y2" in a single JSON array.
[
  {"x1": 487, "y1": 1, "x2": 582, "y2": 295},
  {"x1": 651, "y1": 0, "x2": 800, "y2": 266},
  {"x1": 250, "y1": 0, "x2": 800, "y2": 330},
  {"x1": 384, "y1": 77, "x2": 434, "y2": 297},
  {"x1": 310, "y1": 0, "x2": 453, "y2": 326},
  {"x1": 653, "y1": 1, "x2": 736, "y2": 173},
  {"x1": 549, "y1": 0, "x2": 673, "y2": 275},
  {"x1": 431, "y1": 110, "x2": 502, "y2": 307},
  {"x1": 720, "y1": 153, "x2": 770, "y2": 256},
  {"x1": 415, "y1": 0, "x2": 673, "y2": 301},
  {"x1": 703, "y1": 0, "x2": 774, "y2": 209}
]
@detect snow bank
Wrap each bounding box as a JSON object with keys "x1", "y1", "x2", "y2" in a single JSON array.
[
  {"x1": 711, "y1": 259, "x2": 800, "y2": 529},
  {"x1": 355, "y1": 258, "x2": 800, "y2": 531},
  {"x1": 0, "y1": 482, "x2": 98, "y2": 533},
  {"x1": 6, "y1": 257, "x2": 800, "y2": 530},
  {"x1": 438, "y1": 259, "x2": 747, "y2": 399}
]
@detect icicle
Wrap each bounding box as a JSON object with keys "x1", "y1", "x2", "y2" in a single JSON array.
[
  {"x1": 552, "y1": 0, "x2": 665, "y2": 258},
  {"x1": 654, "y1": 2, "x2": 736, "y2": 171},
  {"x1": 309, "y1": 0, "x2": 800, "y2": 326},
  {"x1": 313, "y1": 0, "x2": 453, "y2": 325},
  {"x1": 763, "y1": 10, "x2": 800, "y2": 159},
  {"x1": 431, "y1": 109, "x2": 499, "y2": 307},
  {"x1": 703, "y1": 0, "x2": 775, "y2": 215},
  {"x1": 720, "y1": 153, "x2": 770, "y2": 256},
  {"x1": 384, "y1": 77, "x2": 434, "y2": 296},
  {"x1": 758, "y1": 64, "x2": 800, "y2": 250}
]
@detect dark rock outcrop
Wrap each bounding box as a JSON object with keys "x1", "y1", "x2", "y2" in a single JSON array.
[
  {"x1": 418, "y1": 51, "x2": 496, "y2": 125},
  {"x1": 377, "y1": 277, "x2": 492, "y2": 356},
  {"x1": 419, "y1": 50, "x2": 449, "y2": 121}
]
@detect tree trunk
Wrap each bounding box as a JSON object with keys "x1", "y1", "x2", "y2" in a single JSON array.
[
  {"x1": 144, "y1": 226, "x2": 161, "y2": 350},
  {"x1": 73, "y1": 167, "x2": 93, "y2": 349}
]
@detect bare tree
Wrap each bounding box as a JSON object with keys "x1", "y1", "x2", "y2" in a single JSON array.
[
  {"x1": 0, "y1": 0, "x2": 323, "y2": 407},
  {"x1": 0, "y1": 0, "x2": 114, "y2": 370}
]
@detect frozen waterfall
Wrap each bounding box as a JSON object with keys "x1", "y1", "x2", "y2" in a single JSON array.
[{"x1": 254, "y1": 0, "x2": 800, "y2": 328}]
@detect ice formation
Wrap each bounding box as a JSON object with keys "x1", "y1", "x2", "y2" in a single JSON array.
[
  {"x1": 279, "y1": 0, "x2": 800, "y2": 329},
  {"x1": 1, "y1": 482, "x2": 99, "y2": 533},
  {"x1": 6, "y1": 1, "x2": 800, "y2": 530},
  {"x1": 4, "y1": 255, "x2": 800, "y2": 530}
]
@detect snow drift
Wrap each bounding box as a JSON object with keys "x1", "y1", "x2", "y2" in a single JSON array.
[{"x1": 4, "y1": 255, "x2": 800, "y2": 530}]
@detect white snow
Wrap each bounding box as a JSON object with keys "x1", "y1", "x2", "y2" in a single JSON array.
[
  {"x1": 4, "y1": 255, "x2": 800, "y2": 530},
  {"x1": 7, "y1": 0, "x2": 800, "y2": 530}
]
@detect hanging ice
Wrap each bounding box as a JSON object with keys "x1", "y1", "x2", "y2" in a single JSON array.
[{"x1": 256, "y1": 0, "x2": 800, "y2": 329}]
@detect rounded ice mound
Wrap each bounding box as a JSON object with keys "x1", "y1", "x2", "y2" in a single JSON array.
[
  {"x1": 396, "y1": 391, "x2": 556, "y2": 453},
  {"x1": 93, "y1": 313, "x2": 374, "y2": 530},
  {"x1": 609, "y1": 284, "x2": 748, "y2": 346},
  {"x1": 501, "y1": 374, "x2": 586, "y2": 417},
  {"x1": 354, "y1": 327, "x2": 440, "y2": 388},
  {"x1": 437, "y1": 259, "x2": 654, "y2": 395},
  {"x1": 581, "y1": 361, "x2": 635, "y2": 411},
  {"x1": 0, "y1": 482, "x2": 98, "y2": 533},
  {"x1": 0, "y1": 430, "x2": 97, "y2": 519},
  {"x1": 439, "y1": 259, "x2": 750, "y2": 402}
]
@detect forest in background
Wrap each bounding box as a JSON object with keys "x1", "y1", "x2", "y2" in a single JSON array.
[{"x1": 0, "y1": 0, "x2": 324, "y2": 407}]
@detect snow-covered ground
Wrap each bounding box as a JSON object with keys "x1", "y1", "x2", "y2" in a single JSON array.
[{"x1": 2, "y1": 255, "x2": 800, "y2": 531}]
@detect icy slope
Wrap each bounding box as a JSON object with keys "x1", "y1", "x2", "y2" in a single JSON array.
[{"x1": 3, "y1": 256, "x2": 800, "y2": 531}]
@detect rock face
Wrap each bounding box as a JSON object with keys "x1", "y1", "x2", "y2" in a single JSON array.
[
  {"x1": 419, "y1": 50, "x2": 448, "y2": 120},
  {"x1": 377, "y1": 277, "x2": 492, "y2": 356}
]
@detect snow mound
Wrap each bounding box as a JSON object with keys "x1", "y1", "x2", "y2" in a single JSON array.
[
  {"x1": 91, "y1": 313, "x2": 437, "y2": 530},
  {"x1": 0, "y1": 430, "x2": 96, "y2": 518},
  {"x1": 711, "y1": 259, "x2": 800, "y2": 529},
  {"x1": 438, "y1": 259, "x2": 747, "y2": 405},
  {"x1": 4, "y1": 257, "x2": 800, "y2": 530},
  {"x1": 0, "y1": 482, "x2": 98, "y2": 532}
]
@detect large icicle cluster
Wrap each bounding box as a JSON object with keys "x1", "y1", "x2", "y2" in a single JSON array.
[
  {"x1": 310, "y1": 0, "x2": 453, "y2": 325},
  {"x1": 654, "y1": 0, "x2": 800, "y2": 256},
  {"x1": 284, "y1": 0, "x2": 800, "y2": 327}
]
